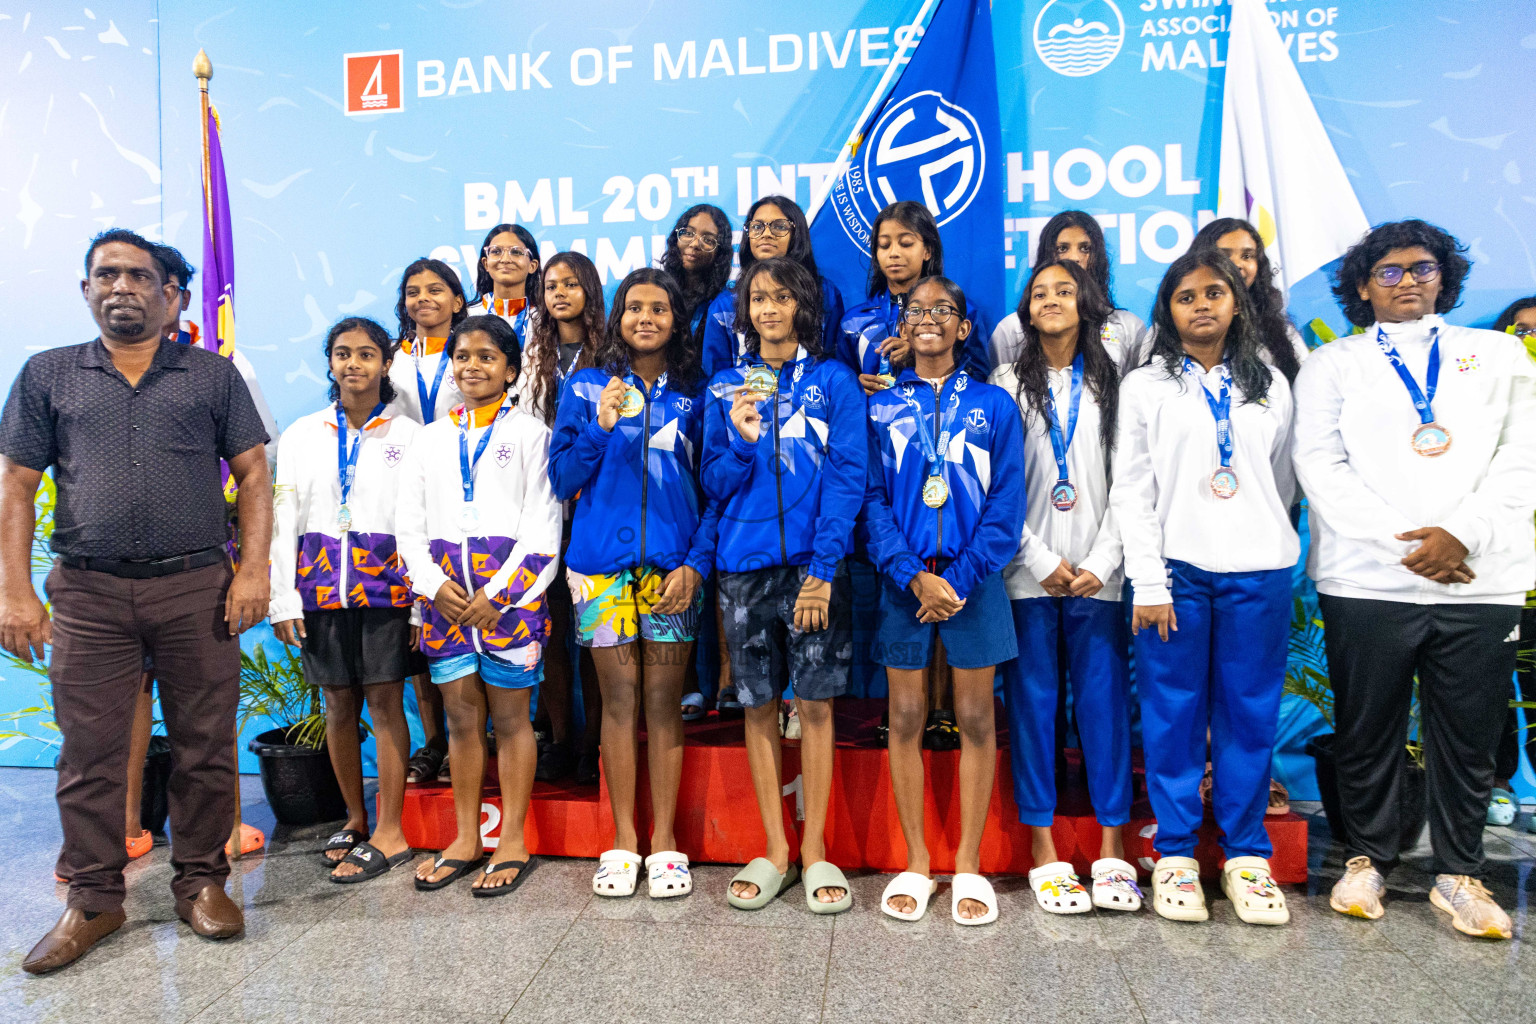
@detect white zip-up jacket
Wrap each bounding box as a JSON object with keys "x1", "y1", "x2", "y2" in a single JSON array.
[
  {"x1": 1112, "y1": 359, "x2": 1299, "y2": 605},
  {"x1": 990, "y1": 308, "x2": 1148, "y2": 375},
  {"x1": 395, "y1": 401, "x2": 562, "y2": 663},
  {"x1": 991, "y1": 363, "x2": 1123, "y2": 602},
  {"x1": 269, "y1": 403, "x2": 420, "y2": 623},
  {"x1": 1293, "y1": 315, "x2": 1536, "y2": 605},
  {"x1": 388, "y1": 336, "x2": 462, "y2": 425}
]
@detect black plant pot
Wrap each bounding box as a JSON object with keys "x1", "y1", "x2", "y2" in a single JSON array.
[
  {"x1": 140, "y1": 735, "x2": 173, "y2": 836},
  {"x1": 1305, "y1": 732, "x2": 1428, "y2": 852},
  {"x1": 247, "y1": 727, "x2": 348, "y2": 826}
]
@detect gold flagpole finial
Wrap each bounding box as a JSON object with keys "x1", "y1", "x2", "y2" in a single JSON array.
[{"x1": 193, "y1": 49, "x2": 213, "y2": 85}]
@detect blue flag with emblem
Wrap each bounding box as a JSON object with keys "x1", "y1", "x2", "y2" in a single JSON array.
[{"x1": 806, "y1": 0, "x2": 1004, "y2": 329}]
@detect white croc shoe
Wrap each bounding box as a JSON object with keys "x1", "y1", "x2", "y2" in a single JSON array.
[
  {"x1": 592, "y1": 849, "x2": 640, "y2": 897},
  {"x1": 1222, "y1": 856, "x2": 1289, "y2": 926},
  {"x1": 1151, "y1": 856, "x2": 1208, "y2": 922},
  {"x1": 1090, "y1": 857, "x2": 1143, "y2": 912},
  {"x1": 1028, "y1": 861, "x2": 1092, "y2": 915}
]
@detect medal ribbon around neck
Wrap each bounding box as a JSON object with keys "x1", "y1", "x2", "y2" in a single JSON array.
[
  {"x1": 1186, "y1": 357, "x2": 1238, "y2": 499},
  {"x1": 458, "y1": 396, "x2": 513, "y2": 506},
  {"x1": 1045, "y1": 353, "x2": 1084, "y2": 511},
  {"x1": 335, "y1": 401, "x2": 386, "y2": 530},
  {"x1": 1375, "y1": 325, "x2": 1451, "y2": 456},
  {"x1": 900, "y1": 371, "x2": 963, "y2": 505},
  {"x1": 413, "y1": 340, "x2": 451, "y2": 423}
]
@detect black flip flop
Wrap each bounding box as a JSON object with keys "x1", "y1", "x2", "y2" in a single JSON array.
[
  {"x1": 331, "y1": 842, "x2": 413, "y2": 884},
  {"x1": 716, "y1": 689, "x2": 745, "y2": 720},
  {"x1": 406, "y1": 745, "x2": 445, "y2": 784},
  {"x1": 321, "y1": 828, "x2": 366, "y2": 863},
  {"x1": 471, "y1": 856, "x2": 539, "y2": 898},
  {"x1": 414, "y1": 854, "x2": 485, "y2": 891}
]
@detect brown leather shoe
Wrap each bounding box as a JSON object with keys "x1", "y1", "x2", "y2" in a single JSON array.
[
  {"x1": 22, "y1": 907, "x2": 127, "y2": 974},
  {"x1": 175, "y1": 883, "x2": 244, "y2": 939}
]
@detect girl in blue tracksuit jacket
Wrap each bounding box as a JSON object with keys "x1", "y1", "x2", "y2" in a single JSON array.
[
  {"x1": 700, "y1": 257, "x2": 866, "y2": 915},
  {"x1": 549, "y1": 268, "x2": 715, "y2": 901},
  {"x1": 837, "y1": 201, "x2": 992, "y2": 393},
  {"x1": 863, "y1": 276, "x2": 1025, "y2": 928},
  {"x1": 700, "y1": 194, "x2": 844, "y2": 378}
]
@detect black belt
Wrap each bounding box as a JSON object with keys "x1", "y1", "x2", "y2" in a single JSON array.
[{"x1": 60, "y1": 546, "x2": 226, "y2": 579}]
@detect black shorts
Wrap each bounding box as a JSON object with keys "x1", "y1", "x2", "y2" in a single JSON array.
[
  {"x1": 299, "y1": 607, "x2": 413, "y2": 690},
  {"x1": 717, "y1": 562, "x2": 852, "y2": 708}
]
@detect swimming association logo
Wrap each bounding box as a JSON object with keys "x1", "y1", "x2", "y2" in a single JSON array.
[
  {"x1": 831, "y1": 90, "x2": 985, "y2": 251},
  {"x1": 344, "y1": 49, "x2": 404, "y2": 115},
  {"x1": 1033, "y1": 0, "x2": 1125, "y2": 78}
]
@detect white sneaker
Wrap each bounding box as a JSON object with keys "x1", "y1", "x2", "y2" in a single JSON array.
[
  {"x1": 1329, "y1": 856, "x2": 1385, "y2": 920},
  {"x1": 1432, "y1": 874, "x2": 1512, "y2": 940}
]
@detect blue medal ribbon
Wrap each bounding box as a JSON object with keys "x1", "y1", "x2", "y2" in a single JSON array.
[
  {"x1": 413, "y1": 340, "x2": 451, "y2": 423},
  {"x1": 899, "y1": 371, "x2": 962, "y2": 483},
  {"x1": 336, "y1": 401, "x2": 386, "y2": 522},
  {"x1": 1375, "y1": 325, "x2": 1441, "y2": 425},
  {"x1": 1045, "y1": 353, "x2": 1084, "y2": 491},
  {"x1": 457, "y1": 397, "x2": 513, "y2": 504},
  {"x1": 1186, "y1": 357, "x2": 1234, "y2": 470}
]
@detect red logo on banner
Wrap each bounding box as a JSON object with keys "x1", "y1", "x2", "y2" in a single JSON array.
[{"x1": 344, "y1": 50, "x2": 403, "y2": 115}]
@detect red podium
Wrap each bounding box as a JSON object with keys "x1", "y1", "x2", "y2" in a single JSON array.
[{"x1": 399, "y1": 699, "x2": 1308, "y2": 882}]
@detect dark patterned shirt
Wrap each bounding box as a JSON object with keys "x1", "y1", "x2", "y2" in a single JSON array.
[{"x1": 0, "y1": 338, "x2": 269, "y2": 560}]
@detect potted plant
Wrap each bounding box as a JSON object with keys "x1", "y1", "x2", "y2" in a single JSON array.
[{"x1": 239, "y1": 643, "x2": 350, "y2": 825}]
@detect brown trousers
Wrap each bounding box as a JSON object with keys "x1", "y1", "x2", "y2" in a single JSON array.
[{"x1": 48, "y1": 561, "x2": 239, "y2": 912}]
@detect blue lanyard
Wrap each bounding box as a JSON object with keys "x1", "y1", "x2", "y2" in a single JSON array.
[
  {"x1": 1045, "y1": 353, "x2": 1083, "y2": 485},
  {"x1": 878, "y1": 291, "x2": 904, "y2": 376},
  {"x1": 413, "y1": 342, "x2": 450, "y2": 423},
  {"x1": 457, "y1": 398, "x2": 512, "y2": 502},
  {"x1": 1375, "y1": 326, "x2": 1441, "y2": 425},
  {"x1": 1186, "y1": 358, "x2": 1233, "y2": 469},
  {"x1": 336, "y1": 402, "x2": 386, "y2": 507},
  {"x1": 899, "y1": 372, "x2": 961, "y2": 478}
]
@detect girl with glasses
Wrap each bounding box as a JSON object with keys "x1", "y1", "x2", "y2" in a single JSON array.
[
  {"x1": 661, "y1": 204, "x2": 734, "y2": 348},
  {"x1": 1297, "y1": 221, "x2": 1534, "y2": 939},
  {"x1": 864, "y1": 276, "x2": 1025, "y2": 925},
  {"x1": 474, "y1": 223, "x2": 541, "y2": 342},
  {"x1": 700, "y1": 195, "x2": 845, "y2": 380}
]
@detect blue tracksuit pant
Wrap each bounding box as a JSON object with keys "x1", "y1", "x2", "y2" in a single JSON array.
[
  {"x1": 1135, "y1": 560, "x2": 1290, "y2": 859},
  {"x1": 1002, "y1": 596, "x2": 1132, "y2": 828}
]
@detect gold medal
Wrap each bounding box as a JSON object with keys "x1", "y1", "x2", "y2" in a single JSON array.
[
  {"x1": 742, "y1": 365, "x2": 778, "y2": 399},
  {"x1": 922, "y1": 475, "x2": 949, "y2": 509},
  {"x1": 618, "y1": 386, "x2": 645, "y2": 418}
]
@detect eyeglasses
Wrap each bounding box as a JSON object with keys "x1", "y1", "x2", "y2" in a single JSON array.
[
  {"x1": 486, "y1": 245, "x2": 531, "y2": 260},
  {"x1": 902, "y1": 304, "x2": 959, "y2": 324},
  {"x1": 746, "y1": 219, "x2": 793, "y2": 239},
  {"x1": 675, "y1": 227, "x2": 722, "y2": 252},
  {"x1": 1512, "y1": 325, "x2": 1536, "y2": 338},
  {"x1": 1370, "y1": 261, "x2": 1440, "y2": 287}
]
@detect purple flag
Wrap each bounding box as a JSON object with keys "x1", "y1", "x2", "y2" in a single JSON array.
[{"x1": 201, "y1": 105, "x2": 235, "y2": 356}]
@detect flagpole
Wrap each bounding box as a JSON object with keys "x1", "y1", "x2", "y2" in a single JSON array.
[
  {"x1": 194, "y1": 49, "x2": 249, "y2": 866},
  {"x1": 803, "y1": 0, "x2": 942, "y2": 225}
]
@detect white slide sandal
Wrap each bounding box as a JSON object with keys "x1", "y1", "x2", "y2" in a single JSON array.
[
  {"x1": 592, "y1": 849, "x2": 641, "y2": 897},
  {"x1": 880, "y1": 871, "x2": 937, "y2": 922},
  {"x1": 1028, "y1": 861, "x2": 1092, "y2": 915},
  {"x1": 1091, "y1": 857, "x2": 1144, "y2": 912},
  {"x1": 1151, "y1": 856, "x2": 1208, "y2": 922},
  {"x1": 951, "y1": 873, "x2": 1000, "y2": 926},
  {"x1": 1222, "y1": 856, "x2": 1289, "y2": 926},
  {"x1": 646, "y1": 851, "x2": 692, "y2": 899}
]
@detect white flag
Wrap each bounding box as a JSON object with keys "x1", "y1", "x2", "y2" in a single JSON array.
[{"x1": 1217, "y1": 0, "x2": 1369, "y2": 294}]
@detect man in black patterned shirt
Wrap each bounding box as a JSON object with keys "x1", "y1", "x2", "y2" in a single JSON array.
[{"x1": 0, "y1": 229, "x2": 272, "y2": 974}]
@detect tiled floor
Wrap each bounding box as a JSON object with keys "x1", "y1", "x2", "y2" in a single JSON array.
[{"x1": 2, "y1": 766, "x2": 1532, "y2": 1024}]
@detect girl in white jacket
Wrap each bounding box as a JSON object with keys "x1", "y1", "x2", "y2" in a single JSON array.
[
  {"x1": 270, "y1": 317, "x2": 420, "y2": 883},
  {"x1": 991, "y1": 260, "x2": 1137, "y2": 916},
  {"x1": 396, "y1": 314, "x2": 562, "y2": 896}
]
